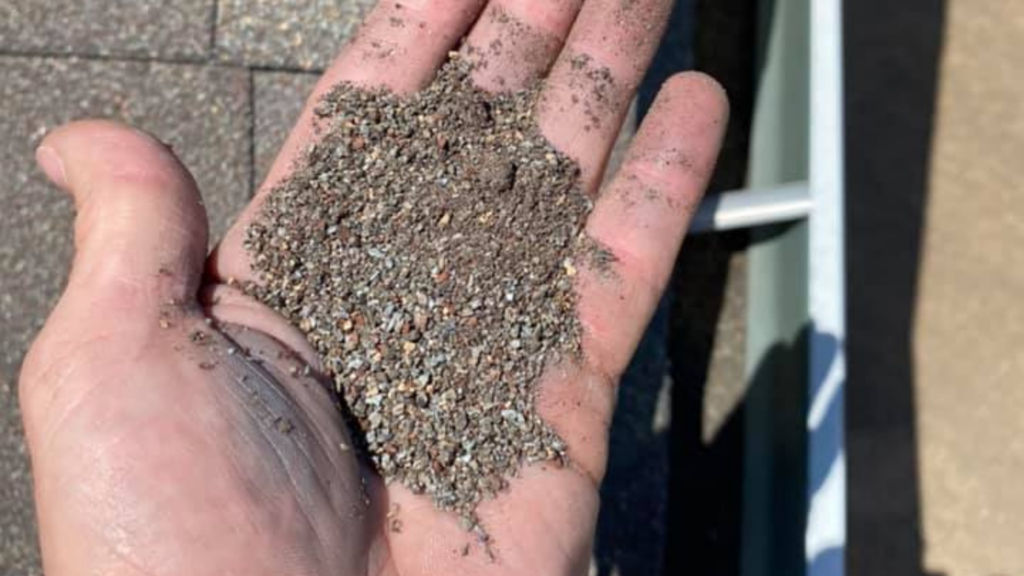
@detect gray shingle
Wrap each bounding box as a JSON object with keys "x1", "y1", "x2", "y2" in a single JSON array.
[
  {"x1": 0, "y1": 378, "x2": 40, "y2": 576},
  {"x1": 0, "y1": 56, "x2": 252, "y2": 576},
  {"x1": 253, "y1": 71, "x2": 320, "y2": 188},
  {"x1": 215, "y1": 0, "x2": 376, "y2": 70},
  {"x1": 0, "y1": 0, "x2": 214, "y2": 60}
]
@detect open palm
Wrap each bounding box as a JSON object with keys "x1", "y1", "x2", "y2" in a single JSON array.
[{"x1": 19, "y1": 0, "x2": 727, "y2": 575}]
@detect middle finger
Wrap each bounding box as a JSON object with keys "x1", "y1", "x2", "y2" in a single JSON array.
[
  {"x1": 537, "y1": 0, "x2": 675, "y2": 190},
  {"x1": 460, "y1": 0, "x2": 586, "y2": 92}
]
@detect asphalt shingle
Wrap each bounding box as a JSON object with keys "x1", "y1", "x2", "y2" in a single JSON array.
[
  {"x1": 215, "y1": 0, "x2": 375, "y2": 70},
  {"x1": 0, "y1": 0, "x2": 214, "y2": 60},
  {"x1": 0, "y1": 55, "x2": 252, "y2": 576},
  {"x1": 253, "y1": 71, "x2": 320, "y2": 188},
  {"x1": 0, "y1": 381, "x2": 38, "y2": 576}
]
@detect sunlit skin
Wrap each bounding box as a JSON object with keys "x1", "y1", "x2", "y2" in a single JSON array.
[{"x1": 20, "y1": 0, "x2": 727, "y2": 574}]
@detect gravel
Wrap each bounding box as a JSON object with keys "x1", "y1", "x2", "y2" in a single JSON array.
[{"x1": 244, "y1": 56, "x2": 594, "y2": 529}]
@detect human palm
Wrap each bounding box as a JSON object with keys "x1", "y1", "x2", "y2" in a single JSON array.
[{"x1": 20, "y1": 0, "x2": 727, "y2": 575}]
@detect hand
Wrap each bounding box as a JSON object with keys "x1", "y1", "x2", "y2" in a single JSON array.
[{"x1": 20, "y1": 0, "x2": 727, "y2": 574}]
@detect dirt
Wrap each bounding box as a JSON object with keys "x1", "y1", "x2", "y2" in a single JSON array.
[
  {"x1": 463, "y1": 6, "x2": 561, "y2": 90},
  {"x1": 244, "y1": 55, "x2": 593, "y2": 529}
]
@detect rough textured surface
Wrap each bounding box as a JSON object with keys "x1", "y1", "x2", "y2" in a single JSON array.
[
  {"x1": 247, "y1": 59, "x2": 592, "y2": 526},
  {"x1": 215, "y1": 0, "x2": 376, "y2": 70},
  {"x1": 254, "y1": 71, "x2": 320, "y2": 187},
  {"x1": 912, "y1": 1, "x2": 1024, "y2": 573},
  {"x1": 0, "y1": 0, "x2": 214, "y2": 60},
  {"x1": 0, "y1": 56, "x2": 252, "y2": 373},
  {"x1": 0, "y1": 379, "x2": 38, "y2": 576},
  {"x1": 0, "y1": 56, "x2": 252, "y2": 575}
]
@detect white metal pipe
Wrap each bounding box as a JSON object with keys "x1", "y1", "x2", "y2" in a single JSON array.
[
  {"x1": 805, "y1": 0, "x2": 847, "y2": 573},
  {"x1": 689, "y1": 181, "x2": 812, "y2": 233}
]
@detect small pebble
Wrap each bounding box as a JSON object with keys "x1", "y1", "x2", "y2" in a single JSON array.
[{"x1": 275, "y1": 417, "x2": 295, "y2": 434}]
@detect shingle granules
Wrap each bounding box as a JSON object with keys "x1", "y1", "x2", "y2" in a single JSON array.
[{"x1": 244, "y1": 55, "x2": 592, "y2": 529}]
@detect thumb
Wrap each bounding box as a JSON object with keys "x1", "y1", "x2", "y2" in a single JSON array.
[{"x1": 36, "y1": 120, "x2": 209, "y2": 314}]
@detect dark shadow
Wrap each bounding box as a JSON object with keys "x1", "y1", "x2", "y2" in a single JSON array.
[
  {"x1": 810, "y1": 548, "x2": 845, "y2": 576},
  {"x1": 593, "y1": 296, "x2": 674, "y2": 576},
  {"x1": 660, "y1": 231, "x2": 751, "y2": 576},
  {"x1": 663, "y1": 312, "x2": 837, "y2": 576},
  {"x1": 690, "y1": 0, "x2": 760, "y2": 197},
  {"x1": 661, "y1": 0, "x2": 759, "y2": 574},
  {"x1": 845, "y1": 1, "x2": 947, "y2": 575}
]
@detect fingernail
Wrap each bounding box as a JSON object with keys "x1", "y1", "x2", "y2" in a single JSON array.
[{"x1": 35, "y1": 145, "x2": 67, "y2": 188}]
